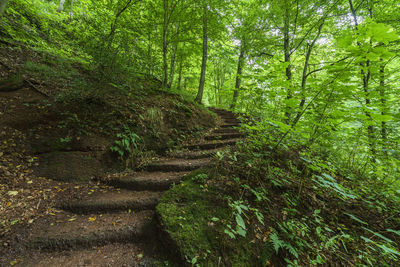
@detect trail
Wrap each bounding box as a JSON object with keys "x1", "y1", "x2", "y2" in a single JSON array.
[{"x1": 10, "y1": 108, "x2": 244, "y2": 266}]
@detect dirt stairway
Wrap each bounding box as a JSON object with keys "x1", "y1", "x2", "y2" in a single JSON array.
[{"x1": 12, "y1": 108, "x2": 244, "y2": 267}]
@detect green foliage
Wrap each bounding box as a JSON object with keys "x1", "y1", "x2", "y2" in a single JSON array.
[{"x1": 110, "y1": 126, "x2": 141, "y2": 168}]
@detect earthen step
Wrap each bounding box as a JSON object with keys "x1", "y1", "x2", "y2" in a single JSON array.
[
  {"x1": 60, "y1": 190, "x2": 162, "y2": 213},
  {"x1": 205, "y1": 132, "x2": 244, "y2": 141},
  {"x1": 220, "y1": 123, "x2": 240, "y2": 128},
  {"x1": 28, "y1": 210, "x2": 155, "y2": 250},
  {"x1": 144, "y1": 158, "x2": 210, "y2": 172},
  {"x1": 172, "y1": 148, "x2": 223, "y2": 159},
  {"x1": 213, "y1": 128, "x2": 240, "y2": 134},
  {"x1": 184, "y1": 139, "x2": 240, "y2": 150},
  {"x1": 108, "y1": 171, "x2": 188, "y2": 191},
  {"x1": 15, "y1": 243, "x2": 151, "y2": 267},
  {"x1": 223, "y1": 119, "x2": 241, "y2": 124}
]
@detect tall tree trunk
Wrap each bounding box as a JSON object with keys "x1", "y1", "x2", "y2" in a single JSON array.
[
  {"x1": 147, "y1": 29, "x2": 152, "y2": 75},
  {"x1": 379, "y1": 63, "x2": 387, "y2": 144},
  {"x1": 283, "y1": 3, "x2": 292, "y2": 123},
  {"x1": 69, "y1": 0, "x2": 74, "y2": 18},
  {"x1": 0, "y1": 0, "x2": 9, "y2": 16},
  {"x1": 168, "y1": 23, "x2": 179, "y2": 88},
  {"x1": 230, "y1": 40, "x2": 245, "y2": 110},
  {"x1": 184, "y1": 77, "x2": 187, "y2": 91},
  {"x1": 349, "y1": 0, "x2": 376, "y2": 159},
  {"x1": 162, "y1": 0, "x2": 169, "y2": 88},
  {"x1": 57, "y1": 0, "x2": 65, "y2": 12},
  {"x1": 292, "y1": 23, "x2": 324, "y2": 126},
  {"x1": 195, "y1": 4, "x2": 208, "y2": 104},
  {"x1": 177, "y1": 58, "x2": 183, "y2": 90}
]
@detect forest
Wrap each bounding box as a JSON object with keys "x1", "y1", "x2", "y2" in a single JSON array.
[{"x1": 0, "y1": 0, "x2": 400, "y2": 266}]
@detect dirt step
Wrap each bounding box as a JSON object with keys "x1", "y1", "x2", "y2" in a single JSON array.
[
  {"x1": 209, "y1": 108, "x2": 235, "y2": 115},
  {"x1": 223, "y1": 118, "x2": 241, "y2": 123},
  {"x1": 108, "y1": 171, "x2": 189, "y2": 191},
  {"x1": 184, "y1": 139, "x2": 240, "y2": 150},
  {"x1": 143, "y1": 158, "x2": 210, "y2": 172},
  {"x1": 28, "y1": 210, "x2": 155, "y2": 250},
  {"x1": 220, "y1": 123, "x2": 240, "y2": 128},
  {"x1": 15, "y1": 243, "x2": 156, "y2": 267},
  {"x1": 172, "y1": 148, "x2": 223, "y2": 159},
  {"x1": 60, "y1": 190, "x2": 163, "y2": 213},
  {"x1": 205, "y1": 132, "x2": 244, "y2": 141},
  {"x1": 213, "y1": 128, "x2": 240, "y2": 134}
]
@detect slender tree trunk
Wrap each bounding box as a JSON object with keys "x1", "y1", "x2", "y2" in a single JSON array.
[
  {"x1": 195, "y1": 4, "x2": 208, "y2": 104},
  {"x1": 283, "y1": 3, "x2": 292, "y2": 123},
  {"x1": 168, "y1": 23, "x2": 179, "y2": 88},
  {"x1": 162, "y1": 0, "x2": 169, "y2": 88},
  {"x1": 230, "y1": 39, "x2": 245, "y2": 110},
  {"x1": 379, "y1": 63, "x2": 387, "y2": 148},
  {"x1": 57, "y1": 0, "x2": 65, "y2": 12},
  {"x1": 0, "y1": 0, "x2": 9, "y2": 16},
  {"x1": 349, "y1": 0, "x2": 376, "y2": 159},
  {"x1": 292, "y1": 23, "x2": 323, "y2": 126},
  {"x1": 177, "y1": 58, "x2": 183, "y2": 90},
  {"x1": 69, "y1": 0, "x2": 74, "y2": 18},
  {"x1": 147, "y1": 29, "x2": 152, "y2": 75},
  {"x1": 184, "y1": 77, "x2": 187, "y2": 91}
]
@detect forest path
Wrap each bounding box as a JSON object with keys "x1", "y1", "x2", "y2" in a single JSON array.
[{"x1": 11, "y1": 108, "x2": 244, "y2": 267}]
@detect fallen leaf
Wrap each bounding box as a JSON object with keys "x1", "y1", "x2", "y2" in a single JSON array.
[
  {"x1": 68, "y1": 218, "x2": 77, "y2": 222},
  {"x1": 89, "y1": 217, "x2": 96, "y2": 222},
  {"x1": 8, "y1": 191, "x2": 18, "y2": 196}
]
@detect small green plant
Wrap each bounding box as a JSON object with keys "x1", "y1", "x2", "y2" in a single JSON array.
[
  {"x1": 192, "y1": 173, "x2": 208, "y2": 184},
  {"x1": 110, "y1": 126, "x2": 141, "y2": 168},
  {"x1": 224, "y1": 199, "x2": 249, "y2": 239}
]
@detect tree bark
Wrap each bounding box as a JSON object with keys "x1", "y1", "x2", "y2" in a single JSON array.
[
  {"x1": 379, "y1": 63, "x2": 387, "y2": 143},
  {"x1": 283, "y1": 3, "x2": 293, "y2": 123},
  {"x1": 177, "y1": 58, "x2": 183, "y2": 90},
  {"x1": 69, "y1": 0, "x2": 74, "y2": 18},
  {"x1": 162, "y1": 0, "x2": 169, "y2": 88},
  {"x1": 230, "y1": 39, "x2": 245, "y2": 110},
  {"x1": 57, "y1": 0, "x2": 65, "y2": 12},
  {"x1": 168, "y1": 23, "x2": 179, "y2": 88},
  {"x1": 195, "y1": 4, "x2": 208, "y2": 104},
  {"x1": 292, "y1": 22, "x2": 323, "y2": 126}
]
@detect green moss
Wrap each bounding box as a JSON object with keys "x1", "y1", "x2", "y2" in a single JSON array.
[{"x1": 157, "y1": 170, "x2": 268, "y2": 266}]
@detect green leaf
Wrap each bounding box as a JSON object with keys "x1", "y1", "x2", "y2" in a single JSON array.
[
  {"x1": 211, "y1": 217, "x2": 219, "y2": 222},
  {"x1": 270, "y1": 232, "x2": 284, "y2": 253},
  {"x1": 236, "y1": 214, "x2": 246, "y2": 230},
  {"x1": 224, "y1": 229, "x2": 236, "y2": 239},
  {"x1": 237, "y1": 227, "x2": 247, "y2": 237},
  {"x1": 377, "y1": 244, "x2": 400, "y2": 256},
  {"x1": 387, "y1": 229, "x2": 400, "y2": 236},
  {"x1": 345, "y1": 213, "x2": 368, "y2": 225}
]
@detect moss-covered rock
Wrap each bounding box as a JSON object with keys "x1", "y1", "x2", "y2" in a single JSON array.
[{"x1": 156, "y1": 170, "x2": 272, "y2": 267}]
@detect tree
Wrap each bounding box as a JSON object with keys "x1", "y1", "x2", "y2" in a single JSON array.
[
  {"x1": 195, "y1": 3, "x2": 208, "y2": 103},
  {"x1": 0, "y1": 0, "x2": 9, "y2": 16},
  {"x1": 57, "y1": 0, "x2": 65, "y2": 12}
]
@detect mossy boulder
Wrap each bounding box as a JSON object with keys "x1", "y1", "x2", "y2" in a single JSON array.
[{"x1": 156, "y1": 170, "x2": 272, "y2": 266}]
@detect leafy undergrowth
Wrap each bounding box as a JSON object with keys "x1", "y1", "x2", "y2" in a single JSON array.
[{"x1": 157, "y1": 140, "x2": 400, "y2": 266}]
